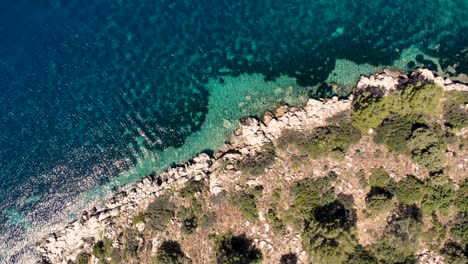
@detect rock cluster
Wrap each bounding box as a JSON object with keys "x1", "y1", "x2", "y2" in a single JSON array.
[{"x1": 37, "y1": 69, "x2": 468, "y2": 263}]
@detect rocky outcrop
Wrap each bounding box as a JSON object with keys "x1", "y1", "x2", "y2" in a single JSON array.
[
  {"x1": 37, "y1": 69, "x2": 468, "y2": 263},
  {"x1": 37, "y1": 154, "x2": 213, "y2": 263}
]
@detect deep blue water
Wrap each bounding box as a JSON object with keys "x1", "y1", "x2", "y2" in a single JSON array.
[{"x1": 0, "y1": 0, "x2": 467, "y2": 262}]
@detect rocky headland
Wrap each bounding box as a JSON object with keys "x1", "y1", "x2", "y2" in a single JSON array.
[{"x1": 37, "y1": 69, "x2": 468, "y2": 264}]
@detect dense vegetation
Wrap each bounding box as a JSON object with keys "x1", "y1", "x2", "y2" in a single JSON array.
[
  {"x1": 278, "y1": 122, "x2": 361, "y2": 159},
  {"x1": 352, "y1": 83, "x2": 444, "y2": 131},
  {"x1": 231, "y1": 186, "x2": 263, "y2": 221},
  {"x1": 153, "y1": 241, "x2": 191, "y2": 264},
  {"x1": 215, "y1": 233, "x2": 262, "y2": 264},
  {"x1": 238, "y1": 144, "x2": 276, "y2": 176},
  {"x1": 355, "y1": 86, "x2": 463, "y2": 175}
]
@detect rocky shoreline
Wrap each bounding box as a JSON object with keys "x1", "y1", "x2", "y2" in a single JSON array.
[{"x1": 37, "y1": 68, "x2": 468, "y2": 263}]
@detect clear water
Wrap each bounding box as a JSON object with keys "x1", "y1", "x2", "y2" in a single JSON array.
[{"x1": 0, "y1": 0, "x2": 467, "y2": 262}]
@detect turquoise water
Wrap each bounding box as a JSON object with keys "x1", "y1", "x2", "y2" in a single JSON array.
[{"x1": 0, "y1": 0, "x2": 467, "y2": 262}]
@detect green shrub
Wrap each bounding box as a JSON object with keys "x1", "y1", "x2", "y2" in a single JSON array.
[
  {"x1": 132, "y1": 213, "x2": 145, "y2": 224},
  {"x1": 352, "y1": 92, "x2": 394, "y2": 131},
  {"x1": 279, "y1": 253, "x2": 298, "y2": 264},
  {"x1": 450, "y1": 213, "x2": 468, "y2": 248},
  {"x1": 397, "y1": 83, "x2": 444, "y2": 120},
  {"x1": 238, "y1": 143, "x2": 276, "y2": 176},
  {"x1": 279, "y1": 123, "x2": 361, "y2": 159},
  {"x1": 422, "y1": 182, "x2": 455, "y2": 215},
  {"x1": 176, "y1": 200, "x2": 203, "y2": 234},
  {"x1": 266, "y1": 207, "x2": 285, "y2": 234},
  {"x1": 215, "y1": 233, "x2": 262, "y2": 264},
  {"x1": 108, "y1": 250, "x2": 123, "y2": 264},
  {"x1": 446, "y1": 91, "x2": 468, "y2": 104},
  {"x1": 407, "y1": 127, "x2": 446, "y2": 171},
  {"x1": 352, "y1": 83, "x2": 444, "y2": 131},
  {"x1": 444, "y1": 101, "x2": 468, "y2": 129},
  {"x1": 302, "y1": 220, "x2": 357, "y2": 264},
  {"x1": 365, "y1": 187, "x2": 394, "y2": 215},
  {"x1": 454, "y1": 180, "x2": 468, "y2": 213},
  {"x1": 421, "y1": 212, "x2": 447, "y2": 249},
  {"x1": 305, "y1": 124, "x2": 361, "y2": 159},
  {"x1": 153, "y1": 240, "x2": 191, "y2": 264},
  {"x1": 179, "y1": 180, "x2": 206, "y2": 198},
  {"x1": 439, "y1": 241, "x2": 468, "y2": 264},
  {"x1": 92, "y1": 241, "x2": 105, "y2": 258},
  {"x1": 200, "y1": 212, "x2": 217, "y2": 230},
  {"x1": 290, "y1": 177, "x2": 335, "y2": 218},
  {"x1": 248, "y1": 185, "x2": 264, "y2": 198},
  {"x1": 372, "y1": 211, "x2": 421, "y2": 263},
  {"x1": 92, "y1": 238, "x2": 113, "y2": 259},
  {"x1": 346, "y1": 245, "x2": 378, "y2": 264},
  {"x1": 367, "y1": 167, "x2": 396, "y2": 191},
  {"x1": 271, "y1": 187, "x2": 282, "y2": 200},
  {"x1": 373, "y1": 118, "x2": 413, "y2": 153},
  {"x1": 444, "y1": 91, "x2": 468, "y2": 130},
  {"x1": 76, "y1": 252, "x2": 91, "y2": 264},
  {"x1": 300, "y1": 200, "x2": 358, "y2": 264},
  {"x1": 394, "y1": 175, "x2": 426, "y2": 204},
  {"x1": 123, "y1": 229, "x2": 140, "y2": 260},
  {"x1": 233, "y1": 191, "x2": 258, "y2": 221},
  {"x1": 145, "y1": 195, "x2": 175, "y2": 231}
]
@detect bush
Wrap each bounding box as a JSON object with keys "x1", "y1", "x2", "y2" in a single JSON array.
[
  {"x1": 398, "y1": 83, "x2": 444, "y2": 120},
  {"x1": 346, "y1": 245, "x2": 377, "y2": 264},
  {"x1": 421, "y1": 212, "x2": 447, "y2": 249},
  {"x1": 368, "y1": 167, "x2": 396, "y2": 190},
  {"x1": 233, "y1": 191, "x2": 258, "y2": 221},
  {"x1": 422, "y1": 182, "x2": 455, "y2": 215},
  {"x1": 407, "y1": 127, "x2": 446, "y2": 171},
  {"x1": 446, "y1": 91, "x2": 468, "y2": 105},
  {"x1": 92, "y1": 238, "x2": 113, "y2": 259},
  {"x1": 280, "y1": 253, "x2": 298, "y2": 264},
  {"x1": 394, "y1": 175, "x2": 426, "y2": 204},
  {"x1": 76, "y1": 252, "x2": 91, "y2": 264},
  {"x1": 145, "y1": 195, "x2": 175, "y2": 231},
  {"x1": 266, "y1": 207, "x2": 285, "y2": 234},
  {"x1": 279, "y1": 123, "x2": 361, "y2": 159},
  {"x1": 290, "y1": 177, "x2": 335, "y2": 218},
  {"x1": 176, "y1": 200, "x2": 202, "y2": 234},
  {"x1": 444, "y1": 91, "x2": 468, "y2": 130},
  {"x1": 302, "y1": 220, "x2": 357, "y2": 264},
  {"x1": 200, "y1": 212, "x2": 217, "y2": 230},
  {"x1": 153, "y1": 240, "x2": 191, "y2": 264},
  {"x1": 179, "y1": 180, "x2": 206, "y2": 198},
  {"x1": 372, "y1": 211, "x2": 421, "y2": 263},
  {"x1": 123, "y1": 229, "x2": 140, "y2": 260},
  {"x1": 444, "y1": 101, "x2": 468, "y2": 129},
  {"x1": 352, "y1": 83, "x2": 444, "y2": 131},
  {"x1": 132, "y1": 213, "x2": 145, "y2": 224},
  {"x1": 300, "y1": 200, "x2": 358, "y2": 264},
  {"x1": 215, "y1": 233, "x2": 262, "y2": 264},
  {"x1": 439, "y1": 241, "x2": 468, "y2": 264},
  {"x1": 373, "y1": 118, "x2": 413, "y2": 153},
  {"x1": 238, "y1": 143, "x2": 276, "y2": 176},
  {"x1": 454, "y1": 180, "x2": 468, "y2": 213},
  {"x1": 352, "y1": 92, "x2": 394, "y2": 131},
  {"x1": 181, "y1": 217, "x2": 197, "y2": 234},
  {"x1": 450, "y1": 213, "x2": 468, "y2": 248},
  {"x1": 365, "y1": 187, "x2": 394, "y2": 215}
]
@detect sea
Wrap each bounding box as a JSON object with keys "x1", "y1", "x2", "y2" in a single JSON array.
[{"x1": 0, "y1": 0, "x2": 467, "y2": 262}]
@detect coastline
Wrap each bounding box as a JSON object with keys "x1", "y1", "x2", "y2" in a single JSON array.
[{"x1": 37, "y1": 68, "x2": 468, "y2": 263}]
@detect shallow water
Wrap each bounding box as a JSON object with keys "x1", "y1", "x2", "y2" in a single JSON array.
[{"x1": 0, "y1": 0, "x2": 467, "y2": 262}]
